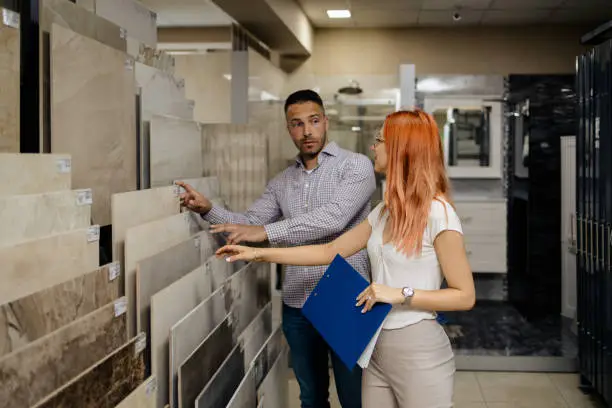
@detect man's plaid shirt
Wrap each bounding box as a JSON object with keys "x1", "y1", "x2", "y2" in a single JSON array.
[{"x1": 203, "y1": 142, "x2": 376, "y2": 308}]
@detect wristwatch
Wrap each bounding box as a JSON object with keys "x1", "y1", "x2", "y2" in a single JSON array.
[{"x1": 401, "y1": 287, "x2": 414, "y2": 305}]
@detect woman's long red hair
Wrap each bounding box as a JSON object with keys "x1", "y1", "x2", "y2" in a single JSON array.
[{"x1": 381, "y1": 110, "x2": 452, "y2": 256}]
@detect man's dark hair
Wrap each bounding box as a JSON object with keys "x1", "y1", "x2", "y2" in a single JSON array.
[{"x1": 284, "y1": 89, "x2": 325, "y2": 114}]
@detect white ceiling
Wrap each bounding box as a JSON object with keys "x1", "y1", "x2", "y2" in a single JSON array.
[
  {"x1": 137, "y1": 0, "x2": 234, "y2": 27},
  {"x1": 298, "y1": 0, "x2": 612, "y2": 27}
]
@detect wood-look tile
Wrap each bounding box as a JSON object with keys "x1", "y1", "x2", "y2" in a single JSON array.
[
  {"x1": 115, "y1": 376, "x2": 157, "y2": 408},
  {"x1": 0, "y1": 226, "x2": 99, "y2": 305},
  {"x1": 51, "y1": 23, "x2": 137, "y2": 226},
  {"x1": 150, "y1": 264, "x2": 214, "y2": 408},
  {"x1": 0, "y1": 261, "x2": 121, "y2": 359},
  {"x1": 42, "y1": 0, "x2": 126, "y2": 52},
  {"x1": 32, "y1": 333, "x2": 146, "y2": 408},
  {"x1": 124, "y1": 212, "x2": 200, "y2": 337},
  {"x1": 257, "y1": 346, "x2": 289, "y2": 408},
  {"x1": 150, "y1": 115, "x2": 203, "y2": 187},
  {"x1": 0, "y1": 153, "x2": 72, "y2": 196},
  {"x1": 0, "y1": 298, "x2": 128, "y2": 408},
  {"x1": 201, "y1": 124, "x2": 268, "y2": 212},
  {"x1": 135, "y1": 63, "x2": 192, "y2": 121},
  {"x1": 0, "y1": 14, "x2": 19, "y2": 153},
  {"x1": 94, "y1": 0, "x2": 157, "y2": 47},
  {"x1": 0, "y1": 189, "x2": 91, "y2": 248},
  {"x1": 111, "y1": 186, "x2": 180, "y2": 266}
]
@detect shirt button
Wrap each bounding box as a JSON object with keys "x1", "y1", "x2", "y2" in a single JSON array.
[
  {"x1": 305, "y1": 184, "x2": 309, "y2": 188},
  {"x1": 304, "y1": 204, "x2": 308, "y2": 208}
]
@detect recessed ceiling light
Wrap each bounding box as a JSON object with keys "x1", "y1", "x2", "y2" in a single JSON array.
[{"x1": 327, "y1": 9, "x2": 351, "y2": 19}]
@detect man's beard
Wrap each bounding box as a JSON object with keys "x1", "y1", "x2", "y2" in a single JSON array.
[{"x1": 300, "y1": 133, "x2": 327, "y2": 160}]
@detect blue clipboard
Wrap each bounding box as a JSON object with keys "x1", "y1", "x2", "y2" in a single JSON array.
[{"x1": 302, "y1": 254, "x2": 392, "y2": 370}]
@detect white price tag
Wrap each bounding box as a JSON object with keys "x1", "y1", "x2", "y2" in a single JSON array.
[
  {"x1": 2, "y1": 9, "x2": 19, "y2": 28},
  {"x1": 119, "y1": 27, "x2": 127, "y2": 39},
  {"x1": 114, "y1": 297, "x2": 127, "y2": 317},
  {"x1": 125, "y1": 59, "x2": 134, "y2": 71},
  {"x1": 173, "y1": 185, "x2": 182, "y2": 196},
  {"x1": 75, "y1": 189, "x2": 93, "y2": 206},
  {"x1": 135, "y1": 332, "x2": 147, "y2": 355},
  {"x1": 145, "y1": 377, "x2": 157, "y2": 395},
  {"x1": 108, "y1": 262, "x2": 121, "y2": 281},
  {"x1": 194, "y1": 237, "x2": 201, "y2": 249},
  {"x1": 187, "y1": 100, "x2": 195, "y2": 109},
  {"x1": 87, "y1": 225, "x2": 100, "y2": 242},
  {"x1": 55, "y1": 158, "x2": 71, "y2": 174}
]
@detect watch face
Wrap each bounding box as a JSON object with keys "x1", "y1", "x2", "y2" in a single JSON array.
[{"x1": 402, "y1": 287, "x2": 413, "y2": 298}]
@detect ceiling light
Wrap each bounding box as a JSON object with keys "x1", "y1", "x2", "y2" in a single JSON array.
[{"x1": 327, "y1": 9, "x2": 351, "y2": 19}]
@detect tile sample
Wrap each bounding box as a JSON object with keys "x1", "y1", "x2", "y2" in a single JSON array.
[
  {"x1": 0, "y1": 153, "x2": 71, "y2": 196},
  {"x1": 0, "y1": 189, "x2": 91, "y2": 248},
  {"x1": 74, "y1": 0, "x2": 95, "y2": 12},
  {"x1": 124, "y1": 212, "x2": 200, "y2": 337},
  {"x1": 135, "y1": 63, "x2": 192, "y2": 121},
  {"x1": 115, "y1": 375, "x2": 157, "y2": 408},
  {"x1": 32, "y1": 332, "x2": 146, "y2": 408},
  {"x1": 174, "y1": 176, "x2": 220, "y2": 201},
  {"x1": 0, "y1": 226, "x2": 100, "y2": 305},
  {"x1": 42, "y1": 0, "x2": 126, "y2": 52},
  {"x1": 150, "y1": 115, "x2": 202, "y2": 187},
  {"x1": 95, "y1": 0, "x2": 157, "y2": 47},
  {"x1": 0, "y1": 12, "x2": 19, "y2": 153},
  {"x1": 0, "y1": 298, "x2": 128, "y2": 408},
  {"x1": 111, "y1": 186, "x2": 180, "y2": 266},
  {"x1": 257, "y1": 346, "x2": 289, "y2": 408},
  {"x1": 150, "y1": 264, "x2": 214, "y2": 408},
  {"x1": 201, "y1": 124, "x2": 268, "y2": 212},
  {"x1": 128, "y1": 39, "x2": 175, "y2": 75},
  {"x1": 0, "y1": 261, "x2": 121, "y2": 359},
  {"x1": 177, "y1": 263, "x2": 271, "y2": 408},
  {"x1": 51, "y1": 23, "x2": 137, "y2": 226}
]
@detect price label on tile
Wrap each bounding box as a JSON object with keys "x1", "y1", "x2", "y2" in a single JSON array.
[
  {"x1": 135, "y1": 332, "x2": 147, "y2": 355},
  {"x1": 2, "y1": 9, "x2": 19, "y2": 28},
  {"x1": 119, "y1": 27, "x2": 127, "y2": 39},
  {"x1": 194, "y1": 237, "x2": 201, "y2": 249},
  {"x1": 187, "y1": 100, "x2": 195, "y2": 109},
  {"x1": 173, "y1": 185, "x2": 182, "y2": 196},
  {"x1": 125, "y1": 59, "x2": 134, "y2": 71},
  {"x1": 114, "y1": 297, "x2": 127, "y2": 317},
  {"x1": 108, "y1": 262, "x2": 121, "y2": 281},
  {"x1": 145, "y1": 377, "x2": 157, "y2": 395},
  {"x1": 76, "y1": 189, "x2": 93, "y2": 206},
  {"x1": 56, "y1": 158, "x2": 71, "y2": 174},
  {"x1": 87, "y1": 225, "x2": 100, "y2": 242}
]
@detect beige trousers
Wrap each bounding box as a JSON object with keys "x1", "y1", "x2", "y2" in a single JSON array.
[{"x1": 362, "y1": 319, "x2": 455, "y2": 408}]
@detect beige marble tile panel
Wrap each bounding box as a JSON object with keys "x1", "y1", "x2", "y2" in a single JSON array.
[
  {"x1": 124, "y1": 212, "x2": 200, "y2": 337},
  {"x1": 201, "y1": 124, "x2": 268, "y2": 212},
  {"x1": 150, "y1": 114, "x2": 202, "y2": 187},
  {"x1": 128, "y1": 38, "x2": 175, "y2": 75},
  {"x1": 0, "y1": 14, "x2": 19, "y2": 153},
  {"x1": 0, "y1": 261, "x2": 121, "y2": 359},
  {"x1": 95, "y1": 0, "x2": 157, "y2": 47},
  {"x1": 0, "y1": 153, "x2": 72, "y2": 196},
  {"x1": 0, "y1": 297, "x2": 128, "y2": 408},
  {"x1": 0, "y1": 226, "x2": 100, "y2": 305},
  {"x1": 0, "y1": 189, "x2": 91, "y2": 248},
  {"x1": 116, "y1": 375, "x2": 157, "y2": 408},
  {"x1": 135, "y1": 63, "x2": 192, "y2": 121},
  {"x1": 51, "y1": 23, "x2": 137, "y2": 226},
  {"x1": 74, "y1": 0, "x2": 95, "y2": 12},
  {"x1": 42, "y1": 0, "x2": 126, "y2": 52},
  {"x1": 111, "y1": 186, "x2": 180, "y2": 266},
  {"x1": 150, "y1": 264, "x2": 214, "y2": 408}
]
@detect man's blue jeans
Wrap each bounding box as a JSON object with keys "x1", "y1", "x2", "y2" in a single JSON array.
[{"x1": 282, "y1": 303, "x2": 362, "y2": 408}]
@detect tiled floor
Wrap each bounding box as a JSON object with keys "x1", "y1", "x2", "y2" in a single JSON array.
[{"x1": 288, "y1": 371, "x2": 605, "y2": 408}]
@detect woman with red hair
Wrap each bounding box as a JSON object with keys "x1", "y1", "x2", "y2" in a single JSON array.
[{"x1": 216, "y1": 110, "x2": 475, "y2": 408}]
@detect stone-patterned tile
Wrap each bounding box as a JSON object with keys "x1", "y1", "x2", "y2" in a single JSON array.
[
  {"x1": 0, "y1": 262, "x2": 121, "y2": 358},
  {"x1": 0, "y1": 14, "x2": 19, "y2": 153},
  {"x1": 94, "y1": 0, "x2": 157, "y2": 47},
  {"x1": 455, "y1": 371, "x2": 484, "y2": 402},
  {"x1": 0, "y1": 153, "x2": 71, "y2": 196},
  {"x1": 476, "y1": 372, "x2": 569, "y2": 407},
  {"x1": 135, "y1": 63, "x2": 192, "y2": 121},
  {"x1": 115, "y1": 375, "x2": 157, "y2": 408},
  {"x1": 51, "y1": 23, "x2": 137, "y2": 226},
  {"x1": 549, "y1": 373, "x2": 603, "y2": 408}
]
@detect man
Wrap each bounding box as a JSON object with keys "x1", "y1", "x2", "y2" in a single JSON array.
[{"x1": 177, "y1": 89, "x2": 376, "y2": 408}]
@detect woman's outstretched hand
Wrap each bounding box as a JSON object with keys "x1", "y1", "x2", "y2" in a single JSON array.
[
  {"x1": 216, "y1": 245, "x2": 261, "y2": 263},
  {"x1": 356, "y1": 283, "x2": 405, "y2": 313}
]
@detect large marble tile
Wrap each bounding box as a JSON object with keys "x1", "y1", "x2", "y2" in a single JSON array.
[
  {"x1": 128, "y1": 39, "x2": 175, "y2": 75},
  {"x1": 94, "y1": 0, "x2": 157, "y2": 47},
  {"x1": 0, "y1": 226, "x2": 100, "y2": 305},
  {"x1": 0, "y1": 189, "x2": 91, "y2": 248},
  {"x1": 51, "y1": 23, "x2": 137, "y2": 226},
  {"x1": 257, "y1": 346, "x2": 289, "y2": 408},
  {"x1": 0, "y1": 153, "x2": 72, "y2": 196},
  {"x1": 201, "y1": 124, "x2": 267, "y2": 212},
  {"x1": 0, "y1": 261, "x2": 121, "y2": 359},
  {"x1": 197, "y1": 325, "x2": 283, "y2": 408},
  {"x1": 115, "y1": 375, "x2": 157, "y2": 408},
  {"x1": 0, "y1": 298, "x2": 128, "y2": 408},
  {"x1": 32, "y1": 332, "x2": 146, "y2": 408},
  {"x1": 177, "y1": 263, "x2": 271, "y2": 408},
  {"x1": 111, "y1": 186, "x2": 180, "y2": 266},
  {"x1": 149, "y1": 264, "x2": 214, "y2": 408},
  {"x1": 149, "y1": 114, "x2": 202, "y2": 187},
  {"x1": 0, "y1": 12, "x2": 19, "y2": 153},
  {"x1": 135, "y1": 63, "x2": 192, "y2": 121},
  {"x1": 42, "y1": 0, "x2": 126, "y2": 52},
  {"x1": 74, "y1": 0, "x2": 95, "y2": 12},
  {"x1": 124, "y1": 212, "x2": 200, "y2": 337},
  {"x1": 174, "y1": 176, "x2": 220, "y2": 201}
]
